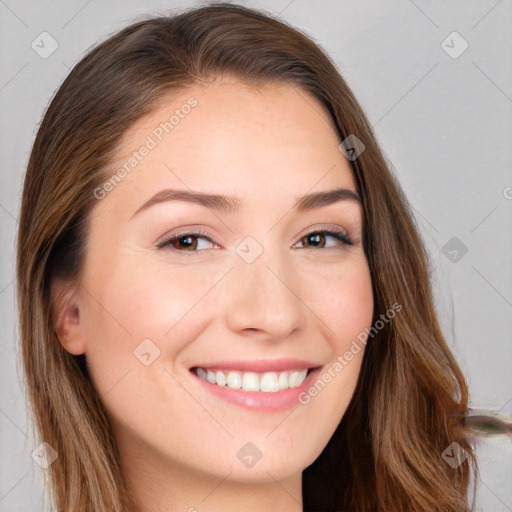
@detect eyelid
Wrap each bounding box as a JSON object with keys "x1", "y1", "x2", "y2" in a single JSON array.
[{"x1": 295, "y1": 223, "x2": 351, "y2": 242}]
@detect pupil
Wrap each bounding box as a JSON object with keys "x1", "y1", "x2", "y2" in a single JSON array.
[
  {"x1": 307, "y1": 234, "x2": 324, "y2": 248},
  {"x1": 179, "y1": 236, "x2": 196, "y2": 250}
]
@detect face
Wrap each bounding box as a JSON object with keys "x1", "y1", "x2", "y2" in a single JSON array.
[{"x1": 63, "y1": 78, "x2": 373, "y2": 495}]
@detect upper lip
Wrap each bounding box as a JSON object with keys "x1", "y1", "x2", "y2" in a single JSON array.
[{"x1": 190, "y1": 358, "x2": 322, "y2": 373}]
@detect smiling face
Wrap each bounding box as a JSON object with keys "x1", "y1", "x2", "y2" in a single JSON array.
[{"x1": 58, "y1": 77, "x2": 374, "y2": 507}]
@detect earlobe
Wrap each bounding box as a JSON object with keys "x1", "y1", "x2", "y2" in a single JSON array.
[{"x1": 50, "y1": 279, "x2": 86, "y2": 355}]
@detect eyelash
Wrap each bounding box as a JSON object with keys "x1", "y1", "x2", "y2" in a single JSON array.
[{"x1": 156, "y1": 228, "x2": 353, "y2": 253}]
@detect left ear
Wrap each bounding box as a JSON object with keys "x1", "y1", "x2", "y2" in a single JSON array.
[{"x1": 50, "y1": 278, "x2": 87, "y2": 355}]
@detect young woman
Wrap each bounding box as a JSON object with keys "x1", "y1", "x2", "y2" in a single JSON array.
[{"x1": 16, "y1": 3, "x2": 477, "y2": 511}]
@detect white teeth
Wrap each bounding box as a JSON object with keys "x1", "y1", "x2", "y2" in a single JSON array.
[
  {"x1": 288, "y1": 370, "x2": 300, "y2": 388},
  {"x1": 227, "y1": 371, "x2": 242, "y2": 389},
  {"x1": 194, "y1": 367, "x2": 309, "y2": 392},
  {"x1": 260, "y1": 372, "x2": 280, "y2": 392},
  {"x1": 242, "y1": 372, "x2": 260, "y2": 391},
  {"x1": 278, "y1": 371, "x2": 289, "y2": 389},
  {"x1": 215, "y1": 370, "x2": 226, "y2": 387},
  {"x1": 288, "y1": 369, "x2": 308, "y2": 387}
]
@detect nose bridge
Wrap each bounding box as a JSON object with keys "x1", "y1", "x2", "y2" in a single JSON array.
[{"x1": 224, "y1": 236, "x2": 307, "y2": 337}]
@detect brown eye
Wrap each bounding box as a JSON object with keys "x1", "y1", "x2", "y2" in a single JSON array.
[
  {"x1": 156, "y1": 231, "x2": 218, "y2": 252},
  {"x1": 302, "y1": 233, "x2": 326, "y2": 248},
  {"x1": 297, "y1": 230, "x2": 352, "y2": 249},
  {"x1": 172, "y1": 235, "x2": 198, "y2": 251}
]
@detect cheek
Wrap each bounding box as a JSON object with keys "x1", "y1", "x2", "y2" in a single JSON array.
[
  {"x1": 311, "y1": 257, "x2": 374, "y2": 347},
  {"x1": 305, "y1": 257, "x2": 373, "y2": 405},
  {"x1": 84, "y1": 257, "x2": 212, "y2": 338},
  {"x1": 80, "y1": 257, "x2": 221, "y2": 382},
  {"x1": 275, "y1": 259, "x2": 374, "y2": 467}
]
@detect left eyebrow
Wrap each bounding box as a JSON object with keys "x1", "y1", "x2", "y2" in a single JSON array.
[
  {"x1": 129, "y1": 187, "x2": 361, "y2": 220},
  {"x1": 295, "y1": 188, "x2": 361, "y2": 211}
]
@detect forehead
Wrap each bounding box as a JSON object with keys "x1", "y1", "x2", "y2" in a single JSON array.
[{"x1": 98, "y1": 78, "x2": 356, "y2": 212}]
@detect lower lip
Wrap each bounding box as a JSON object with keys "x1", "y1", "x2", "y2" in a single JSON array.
[{"x1": 190, "y1": 368, "x2": 322, "y2": 412}]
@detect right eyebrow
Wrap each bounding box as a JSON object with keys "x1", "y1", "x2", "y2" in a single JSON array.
[{"x1": 129, "y1": 189, "x2": 242, "y2": 219}]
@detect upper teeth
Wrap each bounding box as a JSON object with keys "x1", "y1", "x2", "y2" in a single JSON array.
[{"x1": 195, "y1": 367, "x2": 309, "y2": 392}]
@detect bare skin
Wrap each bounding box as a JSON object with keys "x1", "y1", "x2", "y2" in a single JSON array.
[{"x1": 54, "y1": 77, "x2": 374, "y2": 512}]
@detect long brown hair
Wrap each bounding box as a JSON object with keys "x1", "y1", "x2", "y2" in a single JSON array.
[{"x1": 16, "y1": 3, "x2": 477, "y2": 510}]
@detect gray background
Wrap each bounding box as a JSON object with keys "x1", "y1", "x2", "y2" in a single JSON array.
[{"x1": 1, "y1": 1, "x2": 511, "y2": 510}]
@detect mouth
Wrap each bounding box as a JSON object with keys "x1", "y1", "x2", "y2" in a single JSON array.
[
  {"x1": 191, "y1": 366, "x2": 312, "y2": 392},
  {"x1": 188, "y1": 360, "x2": 323, "y2": 411}
]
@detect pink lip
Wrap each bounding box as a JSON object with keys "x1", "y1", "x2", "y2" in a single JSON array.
[
  {"x1": 190, "y1": 358, "x2": 319, "y2": 373},
  {"x1": 190, "y1": 365, "x2": 323, "y2": 412}
]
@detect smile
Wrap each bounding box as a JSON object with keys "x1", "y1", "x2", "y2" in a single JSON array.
[
  {"x1": 189, "y1": 361, "x2": 323, "y2": 412},
  {"x1": 192, "y1": 367, "x2": 310, "y2": 392}
]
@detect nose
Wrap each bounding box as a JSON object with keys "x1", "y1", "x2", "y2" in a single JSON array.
[{"x1": 223, "y1": 242, "x2": 308, "y2": 340}]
